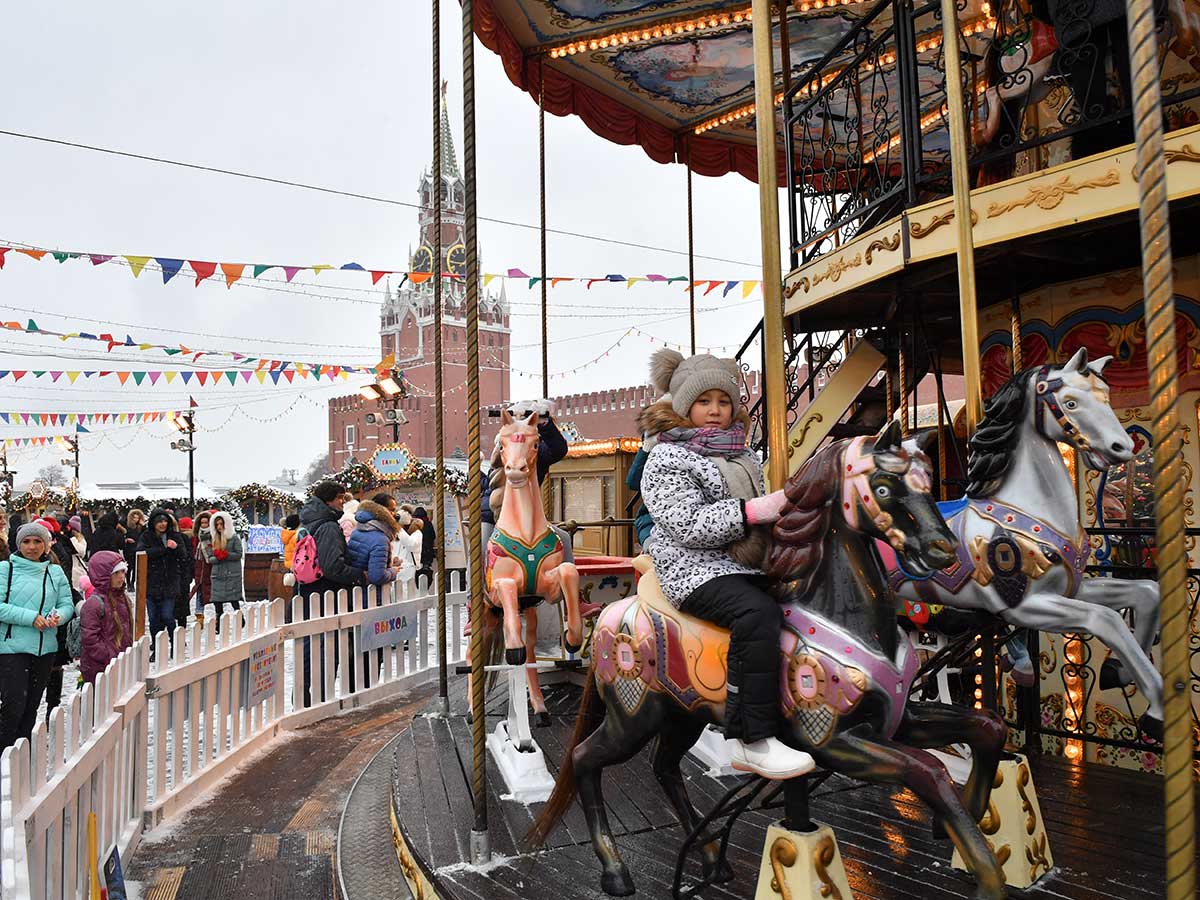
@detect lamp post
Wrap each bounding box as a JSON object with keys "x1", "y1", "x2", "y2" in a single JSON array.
[
  {"x1": 171, "y1": 412, "x2": 196, "y2": 515},
  {"x1": 361, "y1": 369, "x2": 408, "y2": 444},
  {"x1": 60, "y1": 436, "x2": 80, "y2": 494}
]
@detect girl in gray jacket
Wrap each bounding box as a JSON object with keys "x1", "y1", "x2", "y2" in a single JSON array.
[{"x1": 640, "y1": 349, "x2": 814, "y2": 780}]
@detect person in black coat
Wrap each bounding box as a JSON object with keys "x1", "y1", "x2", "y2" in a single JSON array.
[
  {"x1": 136, "y1": 508, "x2": 190, "y2": 649},
  {"x1": 82, "y1": 510, "x2": 124, "y2": 556}
]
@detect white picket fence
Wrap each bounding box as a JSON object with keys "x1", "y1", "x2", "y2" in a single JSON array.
[{"x1": 0, "y1": 575, "x2": 468, "y2": 900}]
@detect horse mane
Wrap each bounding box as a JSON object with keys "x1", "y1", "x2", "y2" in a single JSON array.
[
  {"x1": 965, "y1": 368, "x2": 1035, "y2": 498},
  {"x1": 487, "y1": 441, "x2": 505, "y2": 513},
  {"x1": 763, "y1": 440, "x2": 843, "y2": 582}
]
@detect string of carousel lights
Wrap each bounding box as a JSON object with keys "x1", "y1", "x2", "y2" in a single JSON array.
[{"x1": 546, "y1": 6, "x2": 753, "y2": 58}]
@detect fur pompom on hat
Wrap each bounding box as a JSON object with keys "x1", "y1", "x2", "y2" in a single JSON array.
[{"x1": 649, "y1": 348, "x2": 743, "y2": 419}]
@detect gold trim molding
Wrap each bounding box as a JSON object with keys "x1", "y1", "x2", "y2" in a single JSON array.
[
  {"x1": 910, "y1": 208, "x2": 977, "y2": 239},
  {"x1": 864, "y1": 231, "x2": 901, "y2": 264},
  {"x1": 986, "y1": 169, "x2": 1121, "y2": 219}
]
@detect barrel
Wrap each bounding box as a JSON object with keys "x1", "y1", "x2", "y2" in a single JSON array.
[
  {"x1": 244, "y1": 552, "x2": 276, "y2": 601},
  {"x1": 267, "y1": 558, "x2": 289, "y2": 603}
]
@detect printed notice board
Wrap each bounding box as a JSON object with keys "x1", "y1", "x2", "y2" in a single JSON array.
[{"x1": 248, "y1": 632, "x2": 282, "y2": 707}]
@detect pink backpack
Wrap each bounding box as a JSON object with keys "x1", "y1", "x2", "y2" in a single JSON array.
[{"x1": 291, "y1": 527, "x2": 323, "y2": 584}]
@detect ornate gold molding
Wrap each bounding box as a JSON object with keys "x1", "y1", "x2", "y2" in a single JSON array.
[
  {"x1": 784, "y1": 276, "x2": 810, "y2": 298},
  {"x1": 1068, "y1": 270, "x2": 1142, "y2": 297},
  {"x1": 787, "y1": 413, "x2": 824, "y2": 458},
  {"x1": 769, "y1": 835, "x2": 798, "y2": 900},
  {"x1": 864, "y1": 230, "x2": 901, "y2": 265},
  {"x1": 812, "y1": 253, "x2": 862, "y2": 288},
  {"x1": 986, "y1": 168, "x2": 1121, "y2": 219},
  {"x1": 1165, "y1": 143, "x2": 1200, "y2": 167},
  {"x1": 813, "y1": 834, "x2": 843, "y2": 900},
  {"x1": 910, "y1": 208, "x2": 977, "y2": 239},
  {"x1": 1017, "y1": 763, "x2": 1037, "y2": 835}
]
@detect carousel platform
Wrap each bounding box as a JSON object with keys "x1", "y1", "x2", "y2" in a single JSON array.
[{"x1": 384, "y1": 682, "x2": 1191, "y2": 900}]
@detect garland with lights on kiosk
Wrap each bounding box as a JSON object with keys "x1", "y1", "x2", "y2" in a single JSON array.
[
  {"x1": 312, "y1": 459, "x2": 469, "y2": 497},
  {"x1": 224, "y1": 482, "x2": 303, "y2": 516}
]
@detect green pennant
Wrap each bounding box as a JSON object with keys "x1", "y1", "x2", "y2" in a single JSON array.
[
  {"x1": 225, "y1": 371, "x2": 238, "y2": 386},
  {"x1": 667, "y1": 276, "x2": 688, "y2": 283},
  {"x1": 52, "y1": 252, "x2": 70, "y2": 263},
  {"x1": 32, "y1": 371, "x2": 45, "y2": 377},
  {"x1": 26, "y1": 319, "x2": 38, "y2": 332},
  {"x1": 164, "y1": 348, "x2": 181, "y2": 356},
  {"x1": 132, "y1": 372, "x2": 146, "y2": 385},
  {"x1": 253, "y1": 264, "x2": 274, "y2": 278}
]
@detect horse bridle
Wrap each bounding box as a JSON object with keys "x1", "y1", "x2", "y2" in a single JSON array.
[
  {"x1": 1033, "y1": 366, "x2": 1094, "y2": 453},
  {"x1": 841, "y1": 436, "x2": 932, "y2": 535}
]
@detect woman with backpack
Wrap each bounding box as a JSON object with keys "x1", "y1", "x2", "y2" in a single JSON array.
[
  {"x1": 0, "y1": 521, "x2": 75, "y2": 750},
  {"x1": 204, "y1": 511, "x2": 243, "y2": 631},
  {"x1": 78, "y1": 551, "x2": 133, "y2": 685}
]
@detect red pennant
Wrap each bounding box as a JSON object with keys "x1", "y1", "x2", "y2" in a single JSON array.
[
  {"x1": 370, "y1": 271, "x2": 389, "y2": 285},
  {"x1": 196, "y1": 371, "x2": 209, "y2": 386},
  {"x1": 282, "y1": 370, "x2": 295, "y2": 383},
  {"x1": 190, "y1": 261, "x2": 217, "y2": 285}
]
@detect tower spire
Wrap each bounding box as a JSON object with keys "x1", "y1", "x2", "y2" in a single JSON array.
[{"x1": 440, "y1": 81, "x2": 460, "y2": 181}]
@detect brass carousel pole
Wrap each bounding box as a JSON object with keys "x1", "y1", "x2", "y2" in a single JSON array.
[
  {"x1": 433, "y1": 0, "x2": 449, "y2": 717},
  {"x1": 937, "y1": 0, "x2": 983, "y2": 431},
  {"x1": 540, "y1": 61, "x2": 550, "y2": 397},
  {"x1": 686, "y1": 144, "x2": 697, "y2": 355},
  {"x1": 462, "y1": 0, "x2": 489, "y2": 861},
  {"x1": 1124, "y1": 0, "x2": 1195, "y2": 894},
  {"x1": 750, "y1": 0, "x2": 788, "y2": 490}
]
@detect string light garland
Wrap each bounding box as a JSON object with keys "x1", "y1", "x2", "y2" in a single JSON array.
[{"x1": 546, "y1": 7, "x2": 752, "y2": 58}]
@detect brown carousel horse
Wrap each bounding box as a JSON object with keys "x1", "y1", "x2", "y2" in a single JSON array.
[
  {"x1": 472, "y1": 410, "x2": 584, "y2": 709},
  {"x1": 529, "y1": 422, "x2": 1010, "y2": 900}
]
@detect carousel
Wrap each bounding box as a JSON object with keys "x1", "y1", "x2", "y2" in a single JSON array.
[{"x1": 357, "y1": 2, "x2": 1200, "y2": 900}]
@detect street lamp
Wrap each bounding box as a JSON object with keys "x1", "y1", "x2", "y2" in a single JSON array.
[
  {"x1": 61, "y1": 436, "x2": 80, "y2": 493},
  {"x1": 359, "y1": 369, "x2": 408, "y2": 443},
  {"x1": 172, "y1": 412, "x2": 196, "y2": 515}
]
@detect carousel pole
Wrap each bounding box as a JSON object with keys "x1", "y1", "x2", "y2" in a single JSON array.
[
  {"x1": 539, "y1": 62, "x2": 553, "y2": 520},
  {"x1": 1010, "y1": 295, "x2": 1023, "y2": 373},
  {"x1": 750, "y1": 0, "x2": 788, "y2": 490},
  {"x1": 432, "y1": 0, "x2": 449, "y2": 717},
  {"x1": 462, "y1": 0, "x2": 489, "y2": 862},
  {"x1": 1124, "y1": 0, "x2": 1195, "y2": 893},
  {"x1": 686, "y1": 144, "x2": 696, "y2": 355},
  {"x1": 937, "y1": 0, "x2": 983, "y2": 431}
]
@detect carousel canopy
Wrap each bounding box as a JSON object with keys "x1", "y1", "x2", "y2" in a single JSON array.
[{"x1": 475, "y1": 0, "x2": 994, "y2": 184}]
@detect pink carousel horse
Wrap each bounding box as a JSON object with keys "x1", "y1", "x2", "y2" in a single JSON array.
[{"x1": 474, "y1": 410, "x2": 585, "y2": 720}]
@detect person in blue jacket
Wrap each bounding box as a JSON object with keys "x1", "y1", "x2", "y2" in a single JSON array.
[
  {"x1": 0, "y1": 521, "x2": 75, "y2": 750},
  {"x1": 347, "y1": 496, "x2": 403, "y2": 594}
]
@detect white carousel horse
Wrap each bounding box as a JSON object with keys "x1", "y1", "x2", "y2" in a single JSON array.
[{"x1": 890, "y1": 348, "x2": 1164, "y2": 739}]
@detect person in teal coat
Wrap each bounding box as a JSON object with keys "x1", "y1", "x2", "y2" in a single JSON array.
[{"x1": 0, "y1": 521, "x2": 75, "y2": 750}]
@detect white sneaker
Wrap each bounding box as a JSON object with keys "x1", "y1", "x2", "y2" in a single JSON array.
[{"x1": 730, "y1": 737, "x2": 816, "y2": 780}]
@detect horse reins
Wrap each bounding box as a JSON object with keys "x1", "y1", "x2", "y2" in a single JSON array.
[{"x1": 1034, "y1": 366, "x2": 1096, "y2": 453}]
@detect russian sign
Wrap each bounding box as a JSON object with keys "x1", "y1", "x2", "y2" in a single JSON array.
[
  {"x1": 248, "y1": 632, "x2": 282, "y2": 707},
  {"x1": 368, "y1": 442, "x2": 416, "y2": 482},
  {"x1": 358, "y1": 603, "x2": 418, "y2": 653}
]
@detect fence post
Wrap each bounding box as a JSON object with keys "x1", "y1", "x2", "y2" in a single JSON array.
[{"x1": 135, "y1": 549, "x2": 148, "y2": 640}]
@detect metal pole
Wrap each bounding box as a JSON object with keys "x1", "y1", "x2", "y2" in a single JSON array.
[
  {"x1": 462, "y1": 0, "x2": 490, "y2": 861},
  {"x1": 540, "y1": 61, "x2": 550, "y2": 395},
  {"x1": 433, "y1": 0, "x2": 449, "y2": 717},
  {"x1": 938, "y1": 0, "x2": 983, "y2": 431},
  {"x1": 751, "y1": 0, "x2": 789, "y2": 490},
  {"x1": 1010, "y1": 295, "x2": 1023, "y2": 373},
  {"x1": 1123, "y1": 0, "x2": 1195, "y2": 892},
  {"x1": 188, "y1": 442, "x2": 195, "y2": 517},
  {"x1": 686, "y1": 150, "x2": 696, "y2": 355}
]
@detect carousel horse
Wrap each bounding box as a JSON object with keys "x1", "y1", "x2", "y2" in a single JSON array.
[
  {"x1": 529, "y1": 422, "x2": 1011, "y2": 900},
  {"x1": 475, "y1": 410, "x2": 584, "y2": 719},
  {"x1": 889, "y1": 348, "x2": 1164, "y2": 740}
]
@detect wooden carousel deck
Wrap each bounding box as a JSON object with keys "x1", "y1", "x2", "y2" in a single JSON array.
[{"x1": 388, "y1": 682, "x2": 1193, "y2": 900}]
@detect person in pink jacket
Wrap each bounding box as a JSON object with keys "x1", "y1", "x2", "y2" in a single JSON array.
[{"x1": 79, "y1": 551, "x2": 133, "y2": 685}]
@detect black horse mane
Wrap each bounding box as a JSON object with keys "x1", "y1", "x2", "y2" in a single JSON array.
[{"x1": 965, "y1": 367, "x2": 1038, "y2": 498}]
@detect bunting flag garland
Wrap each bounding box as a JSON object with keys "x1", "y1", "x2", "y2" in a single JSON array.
[
  {"x1": 0, "y1": 317, "x2": 389, "y2": 375},
  {"x1": 0, "y1": 409, "x2": 183, "y2": 426},
  {"x1": 0, "y1": 242, "x2": 763, "y2": 297},
  {"x1": 0, "y1": 368, "x2": 355, "y2": 385}
]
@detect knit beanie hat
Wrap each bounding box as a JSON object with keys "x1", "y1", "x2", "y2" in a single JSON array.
[
  {"x1": 648, "y1": 349, "x2": 742, "y2": 420},
  {"x1": 16, "y1": 521, "x2": 52, "y2": 547},
  {"x1": 69, "y1": 515, "x2": 82, "y2": 534}
]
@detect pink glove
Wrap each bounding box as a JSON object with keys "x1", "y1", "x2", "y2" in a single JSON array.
[{"x1": 745, "y1": 490, "x2": 788, "y2": 526}]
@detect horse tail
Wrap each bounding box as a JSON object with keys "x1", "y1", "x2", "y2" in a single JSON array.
[{"x1": 525, "y1": 655, "x2": 604, "y2": 848}]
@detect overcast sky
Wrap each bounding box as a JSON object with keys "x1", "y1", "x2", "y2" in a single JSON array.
[{"x1": 0, "y1": 1, "x2": 776, "y2": 488}]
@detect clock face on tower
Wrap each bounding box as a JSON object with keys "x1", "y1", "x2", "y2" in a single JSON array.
[
  {"x1": 411, "y1": 245, "x2": 434, "y2": 274},
  {"x1": 447, "y1": 242, "x2": 467, "y2": 276}
]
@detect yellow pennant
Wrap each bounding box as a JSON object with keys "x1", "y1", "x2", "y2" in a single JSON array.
[
  {"x1": 164, "y1": 371, "x2": 177, "y2": 384},
  {"x1": 311, "y1": 264, "x2": 334, "y2": 275},
  {"x1": 741, "y1": 280, "x2": 759, "y2": 299},
  {"x1": 67, "y1": 373, "x2": 81, "y2": 384},
  {"x1": 626, "y1": 278, "x2": 644, "y2": 290},
  {"x1": 483, "y1": 274, "x2": 497, "y2": 287},
  {"x1": 125, "y1": 256, "x2": 151, "y2": 278},
  {"x1": 255, "y1": 371, "x2": 267, "y2": 384}
]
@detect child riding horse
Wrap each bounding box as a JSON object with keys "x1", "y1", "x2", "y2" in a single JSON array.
[{"x1": 639, "y1": 349, "x2": 814, "y2": 779}]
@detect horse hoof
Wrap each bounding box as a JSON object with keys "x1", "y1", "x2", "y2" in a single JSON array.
[
  {"x1": 601, "y1": 867, "x2": 635, "y2": 897},
  {"x1": 1099, "y1": 659, "x2": 1130, "y2": 691},
  {"x1": 702, "y1": 858, "x2": 735, "y2": 885},
  {"x1": 1139, "y1": 712, "x2": 1164, "y2": 743},
  {"x1": 466, "y1": 708, "x2": 473, "y2": 726},
  {"x1": 535, "y1": 711, "x2": 551, "y2": 728},
  {"x1": 505, "y1": 647, "x2": 528, "y2": 666}
]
